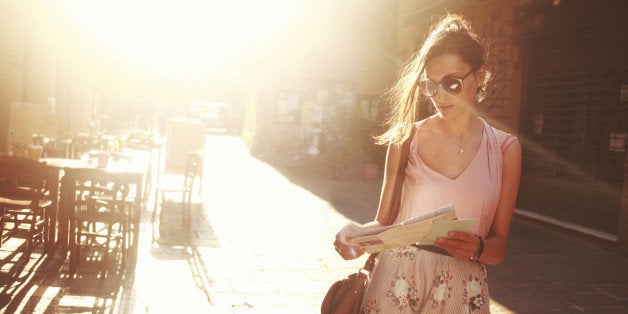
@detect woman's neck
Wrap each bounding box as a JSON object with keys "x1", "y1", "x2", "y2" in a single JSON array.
[{"x1": 437, "y1": 113, "x2": 480, "y2": 140}]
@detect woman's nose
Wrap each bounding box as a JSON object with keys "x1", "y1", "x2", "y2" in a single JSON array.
[{"x1": 433, "y1": 86, "x2": 448, "y2": 102}]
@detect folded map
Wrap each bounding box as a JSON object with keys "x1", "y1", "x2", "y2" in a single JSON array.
[{"x1": 347, "y1": 204, "x2": 475, "y2": 253}]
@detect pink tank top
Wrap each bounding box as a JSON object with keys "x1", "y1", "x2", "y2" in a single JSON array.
[{"x1": 395, "y1": 118, "x2": 503, "y2": 238}]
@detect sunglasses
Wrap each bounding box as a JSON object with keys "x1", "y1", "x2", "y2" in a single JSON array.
[{"x1": 418, "y1": 69, "x2": 474, "y2": 97}]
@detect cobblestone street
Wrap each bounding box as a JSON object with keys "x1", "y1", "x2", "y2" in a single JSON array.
[{"x1": 2, "y1": 134, "x2": 627, "y2": 313}]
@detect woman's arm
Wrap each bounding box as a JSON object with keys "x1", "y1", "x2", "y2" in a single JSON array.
[
  {"x1": 374, "y1": 143, "x2": 403, "y2": 226},
  {"x1": 334, "y1": 143, "x2": 404, "y2": 259},
  {"x1": 476, "y1": 138, "x2": 521, "y2": 264},
  {"x1": 435, "y1": 138, "x2": 522, "y2": 265}
]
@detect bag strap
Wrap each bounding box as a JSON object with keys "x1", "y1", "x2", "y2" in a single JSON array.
[
  {"x1": 364, "y1": 127, "x2": 415, "y2": 272},
  {"x1": 363, "y1": 253, "x2": 377, "y2": 271},
  {"x1": 385, "y1": 127, "x2": 415, "y2": 226}
]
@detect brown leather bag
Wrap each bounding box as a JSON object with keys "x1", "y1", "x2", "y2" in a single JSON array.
[
  {"x1": 321, "y1": 130, "x2": 414, "y2": 314},
  {"x1": 320, "y1": 254, "x2": 376, "y2": 314}
]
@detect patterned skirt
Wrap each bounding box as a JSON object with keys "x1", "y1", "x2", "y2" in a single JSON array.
[{"x1": 360, "y1": 246, "x2": 490, "y2": 313}]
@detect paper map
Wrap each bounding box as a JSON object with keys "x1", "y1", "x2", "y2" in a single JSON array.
[{"x1": 348, "y1": 204, "x2": 475, "y2": 253}]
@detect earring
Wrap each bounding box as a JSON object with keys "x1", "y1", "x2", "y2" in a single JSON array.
[{"x1": 476, "y1": 85, "x2": 487, "y2": 102}]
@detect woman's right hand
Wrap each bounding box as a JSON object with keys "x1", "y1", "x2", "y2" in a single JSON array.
[{"x1": 334, "y1": 223, "x2": 366, "y2": 260}]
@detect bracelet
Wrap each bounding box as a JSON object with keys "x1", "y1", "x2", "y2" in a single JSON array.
[{"x1": 473, "y1": 235, "x2": 484, "y2": 260}]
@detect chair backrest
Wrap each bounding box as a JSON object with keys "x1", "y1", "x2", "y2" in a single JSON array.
[
  {"x1": 64, "y1": 168, "x2": 128, "y2": 217},
  {"x1": 0, "y1": 156, "x2": 48, "y2": 201}
]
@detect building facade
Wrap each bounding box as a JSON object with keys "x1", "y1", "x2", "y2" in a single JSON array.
[
  {"x1": 243, "y1": 0, "x2": 628, "y2": 250},
  {"x1": 394, "y1": 0, "x2": 628, "y2": 251},
  {"x1": 2, "y1": 0, "x2": 627, "y2": 250}
]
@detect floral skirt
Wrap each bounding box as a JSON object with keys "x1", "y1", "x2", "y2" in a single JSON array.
[{"x1": 361, "y1": 246, "x2": 489, "y2": 313}]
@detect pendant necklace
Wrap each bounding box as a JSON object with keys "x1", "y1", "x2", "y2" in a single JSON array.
[
  {"x1": 443, "y1": 123, "x2": 472, "y2": 154},
  {"x1": 451, "y1": 138, "x2": 466, "y2": 154}
]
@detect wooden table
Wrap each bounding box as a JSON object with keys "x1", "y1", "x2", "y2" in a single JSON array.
[{"x1": 42, "y1": 157, "x2": 148, "y2": 256}]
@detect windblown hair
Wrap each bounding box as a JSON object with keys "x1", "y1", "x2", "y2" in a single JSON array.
[{"x1": 376, "y1": 14, "x2": 491, "y2": 146}]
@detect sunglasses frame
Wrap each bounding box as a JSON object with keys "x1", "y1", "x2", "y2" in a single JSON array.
[{"x1": 419, "y1": 69, "x2": 474, "y2": 97}]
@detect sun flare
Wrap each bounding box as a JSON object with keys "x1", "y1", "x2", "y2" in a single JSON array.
[{"x1": 56, "y1": 0, "x2": 308, "y2": 72}]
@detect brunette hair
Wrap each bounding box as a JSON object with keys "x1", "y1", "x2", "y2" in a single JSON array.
[{"x1": 376, "y1": 14, "x2": 491, "y2": 146}]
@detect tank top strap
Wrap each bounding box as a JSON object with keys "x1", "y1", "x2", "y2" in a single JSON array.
[{"x1": 500, "y1": 134, "x2": 517, "y2": 154}]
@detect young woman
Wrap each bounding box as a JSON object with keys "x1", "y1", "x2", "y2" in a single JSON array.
[{"x1": 333, "y1": 14, "x2": 522, "y2": 312}]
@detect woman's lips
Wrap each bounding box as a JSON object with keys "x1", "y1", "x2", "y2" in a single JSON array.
[{"x1": 437, "y1": 104, "x2": 454, "y2": 111}]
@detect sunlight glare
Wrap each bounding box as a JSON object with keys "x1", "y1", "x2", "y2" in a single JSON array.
[
  {"x1": 59, "y1": 294, "x2": 97, "y2": 308},
  {"x1": 34, "y1": 286, "x2": 61, "y2": 313},
  {"x1": 58, "y1": 0, "x2": 307, "y2": 71}
]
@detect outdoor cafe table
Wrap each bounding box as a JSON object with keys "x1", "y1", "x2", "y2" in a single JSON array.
[{"x1": 42, "y1": 156, "x2": 148, "y2": 257}]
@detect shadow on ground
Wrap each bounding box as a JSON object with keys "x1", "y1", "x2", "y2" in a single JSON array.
[
  {"x1": 256, "y1": 154, "x2": 383, "y2": 224},
  {"x1": 0, "y1": 200, "x2": 219, "y2": 312},
  {"x1": 148, "y1": 202, "x2": 218, "y2": 305},
  {"x1": 0, "y1": 238, "x2": 134, "y2": 313}
]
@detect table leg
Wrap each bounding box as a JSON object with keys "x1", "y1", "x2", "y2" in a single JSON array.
[
  {"x1": 45, "y1": 167, "x2": 60, "y2": 254},
  {"x1": 58, "y1": 173, "x2": 71, "y2": 251},
  {"x1": 132, "y1": 174, "x2": 143, "y2": 254},
  {"x1": 0, "y1": 206, "x2": 4, "y2": 248}
]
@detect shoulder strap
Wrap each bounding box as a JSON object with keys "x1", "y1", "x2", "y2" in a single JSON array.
[
  {"x1": 362, "y1": 127, "x2": 416, "y2": 272},
  {"x1": 363, "y1": 253, "x2": 377, "y2": 271},
  {"x1": 500, "y1": 134, "x2": 516, "y2": 154},
  {"x1": 365, "y1": 127, "x2": 415, "y2": 268},
  {"x1": 385, "y1": 127, "x2": 415, "y2": 226}
]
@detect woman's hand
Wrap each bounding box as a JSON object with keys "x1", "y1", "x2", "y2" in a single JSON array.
[
  {"x1": 434, "y1": 231, "x2": 481, "y2": 261},
  {"x1": 334, "y1": 224, "x2": 366, "y2": 260}
]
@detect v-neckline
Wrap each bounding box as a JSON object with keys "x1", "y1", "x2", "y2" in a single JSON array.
[{"x1": 414, "y1": 119, "x2": 485, "y2": 181}]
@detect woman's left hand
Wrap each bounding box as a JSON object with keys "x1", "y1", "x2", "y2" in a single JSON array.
[{"x1": 434, "y1": 231, "x2": 480, "y2": 261}]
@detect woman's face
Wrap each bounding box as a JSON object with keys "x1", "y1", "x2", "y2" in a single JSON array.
[{"x1": 423, "y1": 53, "x2": 480, "y2": 119}]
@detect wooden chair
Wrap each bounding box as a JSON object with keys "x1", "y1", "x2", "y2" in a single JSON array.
[
  {"x1": 124, "y1": 132, "x2": 160, "y2": 197},
  {"x1": 0, "y1": 156, "x2": 51, "y2": 253},
  {"x1": 152, "y1": 150, "x2": 203, "y2": 228},
  {"x1": 65, "y1": 168, "x2": 131, "y2": 276}
]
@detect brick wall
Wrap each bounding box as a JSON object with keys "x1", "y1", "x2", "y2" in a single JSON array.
[
  {"x1": 0, "y1": 1, "x2": 26, "y2": 151},
  {"x1": 517, "y1": 3, "x2": 628, "y2": 236},
  {"x1": 0, "y1": 1, "x2": 61, "y2": 150},
  {"x1": 393, "y1": 0, "x2": 522, "y2": 133}
]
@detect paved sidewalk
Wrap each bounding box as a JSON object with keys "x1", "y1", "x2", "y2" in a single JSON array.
[
  {"x1": 186, "y1": 134, "x2": 628, "y2": 313},
  {"x1": 200, "y1": 135, "x2": 628, "y2": 313},
  {"x1": 106, "y1": 134, "x2": 371, "y2": 313},
  {"x1": 2, "y1": 134, "x2": 627, "y2": 313}
]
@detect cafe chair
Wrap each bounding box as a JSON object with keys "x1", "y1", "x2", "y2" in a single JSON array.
[
  {"x1": 65, "y1": 168, "x2": 131, "y2": 276},
  {"x1": 124, "y1": 132, "x2": 160, "y2": 197},
  {"x1": 152, "y1": 150, "x2": 203, "y2": 228},
  {"x1": 0, "y1": 156, "x2": 51, "y2": 253}
]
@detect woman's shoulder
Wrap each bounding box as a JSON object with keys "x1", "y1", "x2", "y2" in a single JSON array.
[
  {"x1": 486, "y1": 123, "x2": 520, "y2": 154},
  {"x1": 413, "y1": 116, "x2": 432, "y2": 128},
  {"x1": 412, "y1": 116, "x2": 439, "y2": 141},
  {"x1": 414, "y1": 114, "x2": 442, "y2": 131}
]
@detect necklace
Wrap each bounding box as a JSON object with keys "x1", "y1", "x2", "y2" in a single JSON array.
[{"x1": 442, "y1": 121, "x2": 474, "y2": 154}]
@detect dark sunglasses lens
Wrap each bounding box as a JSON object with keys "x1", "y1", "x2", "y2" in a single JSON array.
[{"x1": 442, "y1": 78, "x2": 463, "y2": 94}]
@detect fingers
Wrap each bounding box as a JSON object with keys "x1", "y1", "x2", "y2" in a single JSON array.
[
  {"x1": 334, "y1": 224, "x2": 366, "y2": 260},
  {"x1": 333, "y1": 237, "x2": 364, "y2": 260},
  {"x1": 434, "y1": 232, "x2": 479, "y2": 260},
  {"x1": 336, "y1": 224, "x2": 358, "y2": 241}
]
